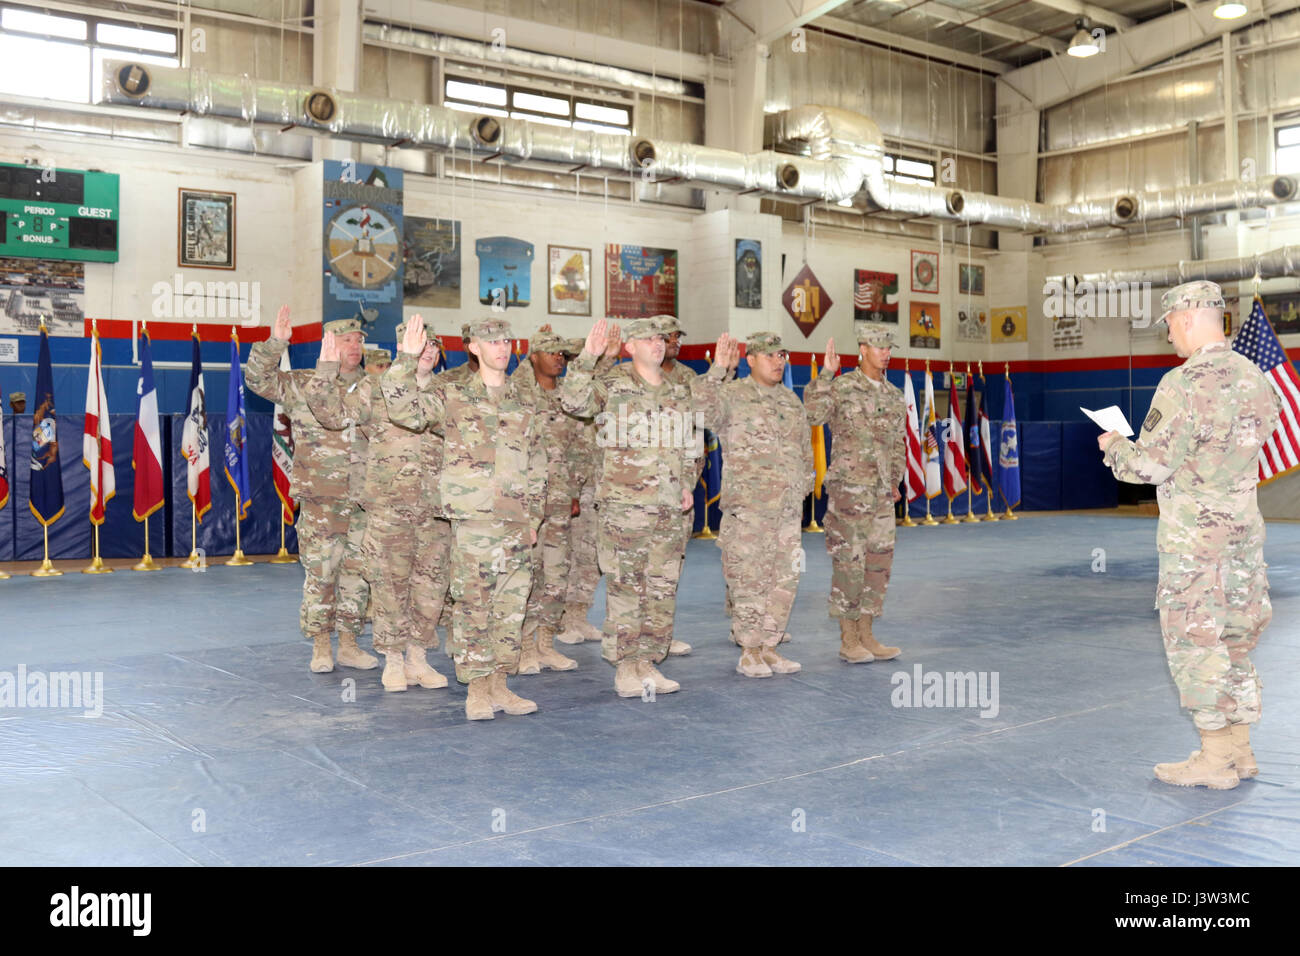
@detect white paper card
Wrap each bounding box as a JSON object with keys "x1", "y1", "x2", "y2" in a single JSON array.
[{"x1": 1080, "y1": 405, "x2": 1134, "y2": 437}]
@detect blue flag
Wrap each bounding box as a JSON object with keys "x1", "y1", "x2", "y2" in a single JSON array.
[
  {"x1": 224, "y1": 335, "x2": 251, "y2": 519},
  {"x1": 782, "y1": 360, "x2": 793, "y2": 390},
  {"x1": 998, "y1": 377, "x2": 1021, "y2": 509},
  {"x1": 29, "y1": 326, "x2": 64, "y2": 526}
]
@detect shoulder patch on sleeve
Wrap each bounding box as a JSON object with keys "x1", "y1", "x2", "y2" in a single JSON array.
[{"x1": 1142, "y1": 407, "x2": 1162, "y2": 432}]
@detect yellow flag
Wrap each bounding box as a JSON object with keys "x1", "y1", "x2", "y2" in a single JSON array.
[{"x1": 810, "y1": 355, "x2": 828, "y2": 499}]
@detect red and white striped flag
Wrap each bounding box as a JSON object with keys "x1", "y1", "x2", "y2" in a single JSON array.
[
  {"x1": 1234, "y1": 296, "x2": 1300, "y2": 482},
  {"x1": 271, "y1": 349, "x2": 296, "y2": 522},
  {"x1": 83, "y1": 327, "x2": 115, "y2": 525},
  {"x1": 181, "y1": 331, "x2": 211, "y2": 521},
  {"x1": 132, "y1": 329, "x2": 165, "y2": 520},
  {"x1": 944, "y1": 374, "x2": 969, "y2": 497},
  {"x1": 902, "y1": 369, "x2": 925, "y2": 502}
]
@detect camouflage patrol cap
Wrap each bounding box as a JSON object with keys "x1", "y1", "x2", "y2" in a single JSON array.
[
  {"x1": 654, "y1": 315, "x2": 684, "y2": 337},
  {"x1": 857, "y1": 324, "x2": 896, "y2": 348},
  {"x1": 622, "y1": 317, "x2": 664, "y2": 340},
  {"x1": 364, "y1": 348, "x2": 391, "y2": 366},
  {"x1": 529, "y1": 330, "x2": 569, "y2": 355},
  {"x1": 563, "y1": 337, "x2": 585, "y2": 355},
  {"x1": 746, "y1": 331, "x2": 787, "y2": 355},
  {"x1": 466, "y1": 317, "x2": 513, "y2": 341},
  {"x1": 1157, "y1": 280, "x2": 1225, "y2": 324},
  {"x1": 460, "y1": 323, "x2": 472, "y2": 342},
  {"x1": 9, "y1": 391, "x2": 25, "y2": 403},
  {"x1": 323, "y1": 317, "x2": 366, "y2": 337}
]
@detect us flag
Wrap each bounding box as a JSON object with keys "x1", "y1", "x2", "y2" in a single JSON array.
[{"x1": 1232, "y1": 296, "x2": 1300, "y2": 482}]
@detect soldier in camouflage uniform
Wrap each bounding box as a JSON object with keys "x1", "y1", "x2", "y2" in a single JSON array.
[
  {"x1": 308, "y1": 323, "x2": 449, "y2": 693},
  {"x1": 804, "y1": 325, "x2": 907, "y2": 664},
  {"x1": 245, "y1": 307, "x2": 376, "y2": 673},
  {"x1": 364, "y1": 347, "x2": 392, "y2": 375},
  {"x1": 385, "y1": 315, "x2": 546, "y2": 721},
  {"x1": 561, "y1": 317, "x2": 701, "y2": 697},
  {"x1": 694, "y1": 332, "x2": 812, "y2": 676},
  {"x1": 511, "y1": 330, "x2": 587, "y2": 674},
  {"x1": 1100, "y1": 280, "x2": 1279, "y2": 789}
]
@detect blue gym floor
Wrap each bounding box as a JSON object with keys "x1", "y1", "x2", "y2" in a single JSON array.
[{"x1": 2, "y1": 514, "x2": 1297, "y2": 866}]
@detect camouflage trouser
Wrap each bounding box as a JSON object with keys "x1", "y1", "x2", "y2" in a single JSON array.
[
  {"x1": 448, "y1": 519, "x2": 533, "y2": 683},
  {"x1": 719, "y1": 502, "x2": 803, "y2": 648},
  {"x1": 598, "y1": 504, "x2": 685, "y2": 663},
  {"x1": 362, "y1": 507, "x2": 452, "y2": 653},
  {"x1": 1157, "y1": 549, "x2": 1271, "y2": 731},
  {"x1": 823, "y1": 487, "x2": 895, "y2": 620},
  {"x1": 564, "y1": 481, "x2": 600, "y2": 609},
  {"x1": 296, "y1": 497, "x2": 369, "y2": 637},
  {"x1": 525, "y1": 507, "x2": 572, "y2": 637}
]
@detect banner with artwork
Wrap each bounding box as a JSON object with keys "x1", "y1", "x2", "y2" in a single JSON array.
[
  {"x1": 1052, "y1": 313, "x2": 1084, "y2": 350},
  {"x1": 909, "y1": 301, "x2": 940, "y2": 349},
  {"x1": 549, "y1": 245, "x2": 591, "y2": 316},
  {"x1": 991, "y1": 306, "x2": 1028, "y2": 344},
  {"x1": 1257, "y1": 292, "x2": 1300, "y2": 334},
  {"x1": 476, "y1": 237, "x2": 534, "y2": 310},
  {"x1": 782, "y1": 263, "x2": 833, "y2": 338},
  {"x1": 0, "y1": 257, "x2": 84, "y2": 335},
  {"x1": 323, "y1": 161, "x2": 404, "y2": 341},
  {"x1": 956, "y1": 306, "x2": 988, "y2": 342},
  {"x1": 403, "y1": 217, "x2": 460, "y2": 309},
  {"x1": 911, "y1": 250, "x2": 938, "y2": 294},
  {"x1": 854, "y1": 269, "x2": 899, "y2": 323},
  {"x1": 605, "y1": 244, "x2": 677, "y2": 318},
  {"x1": 958, "y1": 263, "x2": 985, "y2": 296},
  {"x1": 735, "y1": 240, "x2": 761, "y2": 309}
]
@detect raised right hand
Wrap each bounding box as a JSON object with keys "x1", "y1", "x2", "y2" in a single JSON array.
[
  {"x1": 823, "y1": 338, "x2": 841, "y2": 375},
  {"x1": 584, "y1": 318, "x2": 608, "y2": 357},
  {"x1": 319, "y1": 330, "x2": 339, "y2": 363},
  {"x1": 273, "y1": 304, "x2": 292, "y2": 342},
  {"x1": 400, "y1": 314, "x2": 427, "y2": 356}
]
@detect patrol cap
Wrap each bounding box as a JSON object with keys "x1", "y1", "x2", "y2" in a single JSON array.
[
  {"x1": 622, "y1": 317, "x2": 664, "y2": 340},
  {"x1": 9, "y1": 391, "x2": 26, "y2": 403},
  {"x1": 364, "y1": 348, "x2": 392, "y2": 366},
  {"x1": 460, "y1": 323, "x2": 472, "y2": 343},
  {"x1": 1157, "y1": 280, "x2": 1225, "y2": 324},
  {"x1": 654, "y1": 315, "x2": 684, "y2": 337},
  {"x1": 323, "y1": 317, "x2": 366, "y2": 337},
  {"x1": 529, "y1": 330, "x2": 569, "y2": 355},
  {"x1": 857, "y1": 324, "x2": 896, "y2": 348},
  {"x1": 746, "y1": 332, "x2": 787, "y2": 356},
  {"x1": 563, "y1": 337, "x2": 585, "y2": 355},
  {"x1": 466, "y1": 317, "x2": 513, "y2": 341}
]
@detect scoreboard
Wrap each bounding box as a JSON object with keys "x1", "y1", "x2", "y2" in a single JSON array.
[{"x1": 0, "y1": 162, "x2": 119, "y2": 263}]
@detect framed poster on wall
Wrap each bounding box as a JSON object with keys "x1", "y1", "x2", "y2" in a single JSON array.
[
  {"x1": 911, "y1": 249, "x2": 938, "y2": 294},
  {"x1": 179, "y1": 189, "x2": 235, "y2": 269},
  {"x1": 548, "y1": 245, "x2": 592, "y2": 316}
]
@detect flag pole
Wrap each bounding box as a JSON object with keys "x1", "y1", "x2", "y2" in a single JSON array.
[
  {"x1": 980, "y1": 361, "x2": 999, "y2": 521},
  {"x1": 900, "y1": 356, "x2": 916, "y2": 527},
  {"x1": 83, "y1": 320, "x2": 113, "y2": 574},
  {"x1": 695, "y1": 348, "x2": 718, "y2": 540},
  {"x1": 269, "y1": 504, "x2": 296, "y2": 563},
  {"x1": 33, "y1": 522, "x2": 62, "y2": 576},
  {"x1": 132, "y1": 319, "x2": 161, "y2": 571},
  {"x1": 1003, "y1": 362, "x2": 1018, "y2": 520},
  {"x1": 941, "y1": 365, "x2": 960, "y2": 523},
  {"x1": 181, "y1": 322, "x2": 203, "y2": 568},
  {"x1": 962, "y1": 363, "x2": 979, "y2": 523},
  {"x1": 922, "y1": 360, "x2": 938, "y2": 526},
  {"x1": 226, "y1": 489, "x2": 253, "y2": 565}
]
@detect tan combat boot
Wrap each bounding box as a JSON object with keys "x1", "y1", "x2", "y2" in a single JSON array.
[
  {"x1": 761, "y1": 646, "x2": 802, "y2": 674},
  {"x1": 489, "y1": 669, "x2": 537, "y2": 715},
  {"x1": 536, "y1": 627, "x2": 577, "y2": 671},
  {"x1": 637, "y1": 660, "x2": 680, "y2": 694},
  {"x1": 857, "y1": 616, "x2": 900, "y2": 660},
  {"x1": 517, "y1": 625, "x2": 542, "y2": 675},
  {"x1": 309, "y1": 633, "x2": 334, "y2": 673},
  {"x1": 668, "y1": 640, "x2": 692, "y2": 656},
  {"x1": 1229, "y1": 724, "x2": 1258, "y2": 779},
  {"x1": 557, "y1": 603, "x2": 602, "y2": 644},
  {"x1": 736, "y1": 647, "x2": 773, "y2": 678},
  {"x1": 404, "y1": 645, "x2": 448, "y2": 689},
  {"x1": 336, "y1": 631, "x2": 379, "y2": 669},
  {"x1": 838, "y1": 619, "x2": 873, "y2": 663},
  {"x1": 1153, "y1": 727, "x2": 1240, "y2": 790},
  {"x1": 614, "y1": 661, "x2": 643, "y2": 697},
  {"x1": 381, "y1": 651, "x2": 408, "y2": 692},
  {"x1": 465, "y1": 676, "x2": 495, "y2": 721}
]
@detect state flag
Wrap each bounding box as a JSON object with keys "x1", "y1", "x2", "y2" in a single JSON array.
[
  {"x1": 132, "y1": 329, "x2": 165, "y2": 521},
  {"x1": 83, "y1": 326, "x2": 114, "y2": 525}
]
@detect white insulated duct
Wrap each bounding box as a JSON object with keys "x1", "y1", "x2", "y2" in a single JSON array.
[
  {"x1": 99, "y1": 61, "x2": 1297, "y2": 235},
  {"x1": 1046, "y1": 246, "x2": 1300, "y2": 288}
]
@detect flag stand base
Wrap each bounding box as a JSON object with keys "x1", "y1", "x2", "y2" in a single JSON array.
[
  {"x1": 900, "y1": 516, "x2": 916, "y2": 527},
  {"x1": 225, "y1": 549, "x2": 254, "y2": 566},
  {"x1": 133, "y1": 553, "x2": 162, "y2": 572},
  {"x1": 268, "y1": 547, "x2": 297, "y2": 564},
  {"x1": 1003, "y1": 508, "x2": 1019, "y2": 521},
  {"x1": 942, "y1": 514, "x2": 959, "y2": 524},
  {"x1": 82, "y1": 554, "x2": 113, "y2": 575},
  {"x1": 921, "y1": 515, "x2": 939, "y2": 526},
  {"x1": 961, "y1": 511, "x2": 980, "y2": 523},
  {"x1": 180, "y1": 551, "x2": 203, "y2": 569},
  {"x1": 983, "y1": 509, "x2": 1001, "y2": 522},
  {"x1": 32, "y1": 559, "x2": 63, "y2": 577},
  {"x1": 0, "y1": 569, "x2": 10, "y2": 580},
  {"x1": 803, "y1": 519, "x2": 824, "y2": 533},
  {"x1": 692, "y1": 528, "x2": 717, "y2": 540}
]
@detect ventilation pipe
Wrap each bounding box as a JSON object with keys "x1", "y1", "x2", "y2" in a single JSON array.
[{"x1": 1045, "y1": 246, "x2": 1300, "y2": 288}]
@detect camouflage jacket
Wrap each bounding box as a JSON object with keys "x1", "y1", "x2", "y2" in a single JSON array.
[
  {"x1": 438, "y1": 360, "x2": 476, "y2": 385},
  {"x1": 306, "y1": 362, "x2": 428, "y2": 508},
  {"x1": 383, "y1": 352, "x2": 546, "y2": 529},
  {"x1": 693, "y1": 367, "x2": 814, "y2": 510},
  {"x1": 804, "y1": 367, "x2": 906, "y2": 503},
  {"x1": 245, "y1": 337, "x2": 365, "y2": 501},
  {"x1": 561, "y1": 351, "x2": 696, "y2": 510},
  {"x1": 1104, "y1": 342, "x2": 1280, "y2": 555},
  {"x1": 512, "y1": 360, "x2": 586, "y2": 511}
]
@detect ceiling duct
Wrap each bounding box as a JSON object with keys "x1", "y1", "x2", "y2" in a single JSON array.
[
  {"x1": 1045, "y1": 246, "x2": 1300, "y2": 288},
  {"x1": 98, "y1": 62, "x2": 1297, "y2": 235}
]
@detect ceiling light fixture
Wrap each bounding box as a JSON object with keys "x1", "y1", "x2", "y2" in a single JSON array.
[
  {"x1": 1067, "y1": 18, "x2": 1100, "y2": 58},
  {"x1": 1213, "y1": 2, "x2": 1247, "y2": 18}
]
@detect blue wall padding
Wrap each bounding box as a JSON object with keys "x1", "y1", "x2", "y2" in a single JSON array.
[
  {"x1": 1060, "y1": 422, "x2": 1119, "y2": 510},
  {"x1": 1020, "y1": 422, "x2": 1062, "y2": 511}
]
